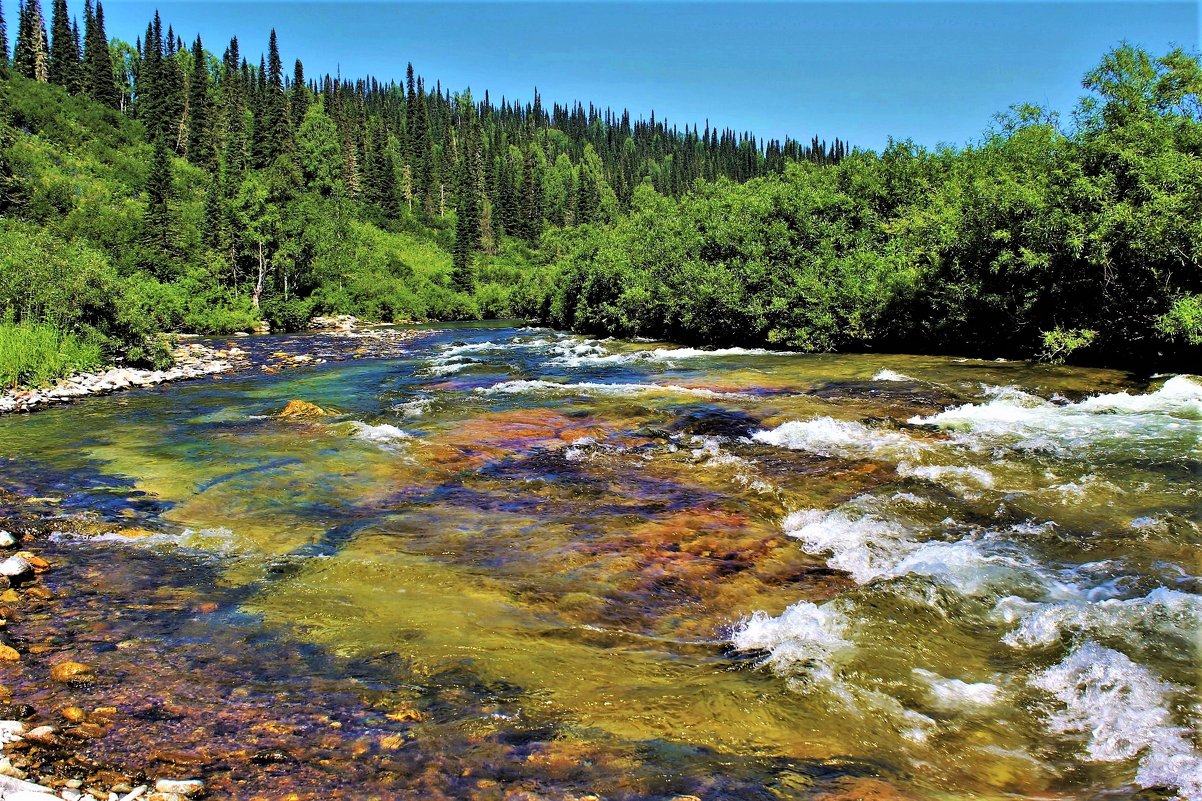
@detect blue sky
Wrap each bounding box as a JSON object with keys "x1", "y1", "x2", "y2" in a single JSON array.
[{"x1": 92, "y1": 1, "x2": 1199, "y2": 150}]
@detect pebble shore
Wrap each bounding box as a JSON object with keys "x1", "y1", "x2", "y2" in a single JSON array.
[
  {"x1": 0, "y1": 343, "x2": 249, "y2": 416},
  {"x1": 0, "y1": 525, "x2": 207, "y2": 801}
]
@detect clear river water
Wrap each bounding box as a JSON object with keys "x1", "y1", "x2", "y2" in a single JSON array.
[{"x1": 0, "y1": 322, "x2": 1198, "y2": 800}]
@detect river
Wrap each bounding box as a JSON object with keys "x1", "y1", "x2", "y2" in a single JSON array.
[{"x1": 1, "y1": 322, "x2": 1198, "y2": 800}]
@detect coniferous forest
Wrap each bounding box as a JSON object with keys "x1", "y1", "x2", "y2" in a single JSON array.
[{"x1": 1, "y1": 0, "x2": 1200, "y2": 385}]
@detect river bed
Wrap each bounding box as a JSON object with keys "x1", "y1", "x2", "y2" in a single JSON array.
[{"x1": 0, "y1": 322, "x2": 1198, "y2": 800}]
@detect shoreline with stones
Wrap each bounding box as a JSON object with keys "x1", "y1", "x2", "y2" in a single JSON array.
[
  {"x1": 0, "y1": 317, "x2": 429, "y2": 416},
  {"x1": 0, "y1": 514, "x2": 208, "y2": 801}
]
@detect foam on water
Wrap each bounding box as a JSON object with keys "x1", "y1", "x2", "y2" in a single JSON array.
[
  {"x1": 909, "y1": 375, "x2": 1202, "y2": 457},
  {"x1": 731, "y1": 601, "x2": 854, "y2": 689},
  {"x1": 548, "y1": 344, "x2": 790, "y2": 368},
  {"x1": 897, "y1": 462, "x2": 995, "y2": 489},
  {"x1": 779, "y1": 500, "x2": 1026, "y2": 593},
  {"x1": 349, "y1": 422, "x2": 412, "y2": 447},
  {"x1": 912, "y1": 668, "x2": 1001, "y2": 710},
  {"x1": 997, "y1": 587, "x2": 1202, "y2": 650},
  {"x1": 751, "y1": 417, "x2": 926, "y2": 461},
  {"x1": 1032, "y1": 642, "x2": 1202, "y2": 800},
  {"x1": 476, "y1": 379, "x2": 747, "y2": 399},
  {"x1": 873, "y1": 369, "x2": 916, "y2": 382}
]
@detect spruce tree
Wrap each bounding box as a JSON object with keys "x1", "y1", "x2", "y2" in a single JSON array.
[
  {"x1": 68, "y1": 16, "x2": 82, "y2": 93},
  {"x1": 0, "y1": 0, "x2": 7, "y2": 71},
  {"x1": 47, "y1": 0, "x2": 75, "y2": 87},
  {"x1": 143, "y1": 141, "x2": 174, "y2": 264},
  {"x1": 186, "y1": 35, "x2": 212, "y2": 168},
  {"x1": 290, "y1": 58, "x2": 307, "y2": 131},
  {"x1": 14, "y1": 0, "x2": 50, "y2": 82},
  {"x1": 452, "y1": 93, "x2": 481, "y2": 292},
  {"x1": 83, "y1": 0, "x2": 117, "y2": 106}
]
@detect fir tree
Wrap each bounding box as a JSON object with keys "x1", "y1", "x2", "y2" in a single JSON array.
[
  {"x1": 290, "y1": 58, "x2": 307, "y2": 131},
  {"x1": 68, "y1": 17, "x2": 82, "y2": 93},
  {"x1": 452, "y1": 93, "x2": 481, "y2": 292},
  {"x1": 47, "y1": 0, "x2": 76, "y2": 88},
  {"x1": 14, "y1": 0, "x2": 50, "y2": 82},
  {"x1": 186, "y1": 35, "x2": 212, "y2": 168},
  {"x1": 83, "y1": 0, "x2": 117, "y2": 106},
  {"x1": 143, "y1": 141, "x2": 174, "y2": 265},
  {"x1": 0, "y1": 0, "x2": 7, "y2": 71}
]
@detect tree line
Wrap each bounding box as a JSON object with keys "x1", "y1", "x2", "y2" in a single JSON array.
[
  {"x1": 1, "y1": 0, "x2": 1198, "y2": 373},
  {"x1": 2, "y1": 0, "x2": 849, "y2": 307}
]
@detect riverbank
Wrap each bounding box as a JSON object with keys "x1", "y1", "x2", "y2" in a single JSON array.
[{"x1": 0, "y1": 321, "x2": 429, "y2": 416}]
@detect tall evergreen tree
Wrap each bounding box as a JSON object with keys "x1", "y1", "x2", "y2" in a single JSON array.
[
  {"x1": 143, "y1": 141, "x2": 174, "y2": 265},
  {"x1": 83, "y1": 0, "x2": 117, "y2": 106},
  {"x1": 47, "y1": 0, "x2": 75, "y2": 87},
  {"x1": 186, "y1": 35, "x2": 212, "y2": 168},
  {"x1": 289, "y1": 58, "x2": 307, "y2": 131},
  {"x1": 452, "y1": 92, "x2": 481, "y2": 291},
  {"x1": 0, "y1": 0, "x2": 8, "y2": 71},
  {"x1": 14, "y1": 0, "x2": 50, "y2": 81}
]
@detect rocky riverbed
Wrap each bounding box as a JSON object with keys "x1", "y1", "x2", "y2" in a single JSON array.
[{"x1": 0, "y1": 495, "x2": 208, "y2": 801}]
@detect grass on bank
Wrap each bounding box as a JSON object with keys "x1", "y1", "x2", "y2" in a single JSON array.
[{"x1": 0, "y1": 319, "x2": 103, "y2": 390}]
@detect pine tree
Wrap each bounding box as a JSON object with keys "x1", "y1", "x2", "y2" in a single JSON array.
[
  {"x1": 68, "y1": 17, "x2": 82, "y2": 93},
  {"x1": 47, "y1": 0, "x2": 76, "y2": 87},
  {"x1": 83, "y1": 0, "x2": 117, "y2": 106},
  {"x1": 186, "y1": 35, "x2": 212, "y2": 168},
  {"x1": 0, "y1": 0, "x2": 7, "y2": 71},
  {"x1": 452, "y1": 93, "x2": 481, "y2": 292},
  {"x1": 258, "y1": 29, "x2": 291, "y2": 163},
  {"x1": 290, "y1": 58, "x2": 307, "y2": 131},
  {"x1": 521, "y1": 148, "x2": 543, "y2": 242},
  {"x1": 143, "y1": 141, "x2": 174, "y2": 265},
  {"x1": 14, "y1": 0, "x2": 50, "y2": 82}
]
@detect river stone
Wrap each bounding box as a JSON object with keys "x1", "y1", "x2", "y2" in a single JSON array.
[
  {"x1": 0, "y1": 556, "x2": 32, "y2": 578},
  {"x1": 153, "y1": 780, "x2": 202, "y2": 797},
  {"x1": 0, "y1": 775, "x2": 56, "y2": 796},
  {"x1": 3, "y1": 791, "x2": 61, "y2": 801},
  {"x1": 49, "y1": 661, "x2": 94, "y2": 683},
  {"x1": 277, "y1": 400, "x2": 330, "y2": 419}
]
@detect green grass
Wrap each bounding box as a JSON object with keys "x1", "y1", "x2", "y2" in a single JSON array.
[{"x1": 0, "y1": 320, "x2": 104, "y2": 390}]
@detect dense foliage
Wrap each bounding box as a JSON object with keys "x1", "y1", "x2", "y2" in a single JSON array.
[
  {"x1": 0, "y1": 0, "x2": 1198, "y2": 385},
  {"x1": 530, "y1": 47, "x2": 1202, "y2": 366}
]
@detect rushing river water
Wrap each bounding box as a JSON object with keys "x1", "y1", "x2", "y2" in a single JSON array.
[{"x1": 0, "y1": 322, "x2": 1199, "y2": 800}]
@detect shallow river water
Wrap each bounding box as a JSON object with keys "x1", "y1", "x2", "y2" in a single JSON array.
[{"x1": 0, "y1": 323, "x2": 1199, "y2": 800}]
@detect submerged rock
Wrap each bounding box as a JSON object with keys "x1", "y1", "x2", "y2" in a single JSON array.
[
  {"x1": 152, "y1": 779, "x2": 203, "y2": 797},
  {"x1": 276, "y1": 400, "x2": 332, "y2": 419},
  {"x1": 0, "y1": 556, "x2": 32, "y2": 579},
  {"x1": 48, "y1": 661, "x2": 94, "y2": 684}
]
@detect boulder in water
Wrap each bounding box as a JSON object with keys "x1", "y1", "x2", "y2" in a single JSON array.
[{"x1": 277, "y1": 400, "x2": 331, "y2": 419}]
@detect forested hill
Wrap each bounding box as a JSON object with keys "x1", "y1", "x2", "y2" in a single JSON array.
[{"x1": 1, "y1": 0, "x2": 1200, "y2": 383}]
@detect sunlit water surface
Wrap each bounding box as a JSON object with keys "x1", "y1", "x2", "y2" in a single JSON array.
[{"x1": 0, "y1": 323, "x2": 1198, "y2": 800}]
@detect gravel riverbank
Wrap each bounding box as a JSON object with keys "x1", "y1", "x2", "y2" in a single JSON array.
[{"x1": 0, "y1": 322, "x2": 430, "y2": 416}]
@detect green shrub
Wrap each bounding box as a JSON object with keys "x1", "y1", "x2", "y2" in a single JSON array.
[
  {"x1": 1039, "y1": 327, "x2": 1098, "y2": 364},
  {"x1": 0, "y1": 319, "x2": 103, "y2": 388},
  {"x1": 1157, "y1": 294, "x2": 1202, "y2": 345}
]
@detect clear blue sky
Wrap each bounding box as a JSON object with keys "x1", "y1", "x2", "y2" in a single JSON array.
[{"x1": 91, "y1": 1, "x2": 1199, "y2": 150}]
